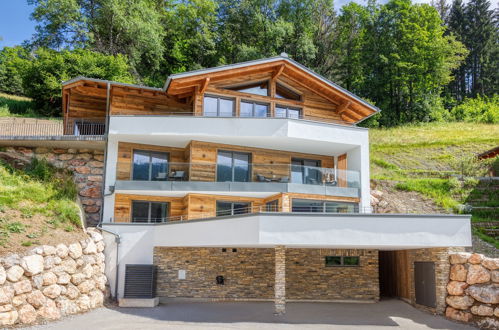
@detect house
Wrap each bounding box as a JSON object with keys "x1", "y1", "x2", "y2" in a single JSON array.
[{"x1": 3, "y1": 54, "x2": 472, "y2": 314}]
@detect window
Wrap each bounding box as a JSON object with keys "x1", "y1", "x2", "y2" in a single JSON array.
[
  {"x1": 291, "y1": 199, "x2": 359, "y2": 213},
  {"x1": 132, "y1": 150, "x2": 169, "y2": 181},
  {"x1": 216, "y1": 201, "x2": 251, "y2": 217},
  {"x1": 227, "y1": 81, "x2": 268, "y2": 96},
  {"x1": 325, "y1": 256, "x2": 360, "y2": 267},
  {"x1": 291, "y1": 158, "x2": 321, "y2": 185},
  {"x1": 266, "y1": 200, "x2": 279, "y2": 212},
  {"x1": 203, "y1": 96, "x2": 235, "y2": 117},
  {"x1": 276, "y1": 83, "x2": 301, "y2": 100},
  {"x1": 275, "y1": 106, "x2": 301, "y2": 119},
  {"x1": 131, "y1": 201, "x2": 168, "y2": 223},
  {"x1": 240, "y1": 101, "x2": 269, "y2": 117},
  {"x1": 216, "y1": 150, "x2": 251, "y2": 182}
]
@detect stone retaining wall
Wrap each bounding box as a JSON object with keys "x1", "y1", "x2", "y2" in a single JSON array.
[
  {"x1": 0, "y1": 146, "x2": 104, "y2": 226},
  {"x1": 0, "y1": 228, "x2": 107, "y2": 326},
  {"x1": 445, "y1": 252, "x2": 498, "y2": 329}
]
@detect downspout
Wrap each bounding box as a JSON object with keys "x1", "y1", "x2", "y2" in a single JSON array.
[
  {"x1": 98, "y1": 224, "x2": 121, "y2": 300},
  {"x1": 99, "y1": 82, "x2": 112, "y2": 225}
]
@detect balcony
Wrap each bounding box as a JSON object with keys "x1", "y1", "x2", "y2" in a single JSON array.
[
  {"x1": 114, "y1": 162, "x2": 360, "y2": 198},
  {"x1": 0, "y1": 117, "x2": 106, "y2": 140}
]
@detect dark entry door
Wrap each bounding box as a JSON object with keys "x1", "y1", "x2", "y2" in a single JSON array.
[{"x1": 414, "y1": 262, "x2": 436, "y2": 308}]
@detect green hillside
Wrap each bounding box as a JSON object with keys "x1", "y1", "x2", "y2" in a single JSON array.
[
  {"x1": 370, "y1": 122, "x2": 499, "y2": 248},
  {"x1": 0, "y1": 157, "x2": 85, "y2": 253}
]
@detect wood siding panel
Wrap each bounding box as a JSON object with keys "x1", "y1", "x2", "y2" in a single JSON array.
[{"x1": 114, "y1": 194, "x2": 186, "y2": 222}]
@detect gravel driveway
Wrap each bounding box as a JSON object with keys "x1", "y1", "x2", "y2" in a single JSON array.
[{"x1": 27, "y1": 299, "x2": 474, "y2": 330}]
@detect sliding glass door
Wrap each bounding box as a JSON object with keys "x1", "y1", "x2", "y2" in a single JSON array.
[
  {"x1": 291, "y1": 158, "x2": 321, "y2": 184},
  {"x1": 132, "y1": 150, "x2": 169, "y2": 181},
  {"x1": 216, "y1": 151, "x2": 251, "y2": 182}
]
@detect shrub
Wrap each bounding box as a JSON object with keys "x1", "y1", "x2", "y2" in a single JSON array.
[
  {"x1": 25, "y1": 157, "x2": 55, "y2": 182},
  {"x1": 450, "y1": 95, "x2": 499, "y2": 124}
]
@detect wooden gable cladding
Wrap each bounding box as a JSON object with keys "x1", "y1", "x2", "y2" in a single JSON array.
[
  {"x1": 116, "y1": 142, "x2": 187, "y2": 180},
  {"x1": 166, "y1": 58, "x2": 377, "y2": 123},
  {"x1": 63, "y1": 82, "x2": 107, "y2": 120},
  {"x1": 110, "y1": 86, "x2": 191, "y2": 115}
]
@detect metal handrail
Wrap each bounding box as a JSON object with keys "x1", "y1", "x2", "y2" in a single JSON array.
[
  {"x1": 113, "y1": 205, "x2": 459, "y2": 223},
  {"x1": 0, "y1": 117, "x2": 106, "y2": 137},
  {"x1": 120, "y1": 161, "x2": 361, "y2": 188}
]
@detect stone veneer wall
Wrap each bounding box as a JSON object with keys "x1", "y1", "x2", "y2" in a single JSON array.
[
  {"x1": 0, "y1": 228, "x2": 107, "y2": 327},
  {"x1": 445, "y1": 252, "x2": 498, "y2": 329},
  {"x1": 286, "y1": 249, "x2": 379, "y2": 301},
  {"x1": 154, "y1": 247, "x2": 379, "y2": 302},
  {"x1": 405, "y1": 247, "x2": 464, "y2": 314},
  {"x1": 1, "y1": 147, "x2": 104, "y2": 226}
]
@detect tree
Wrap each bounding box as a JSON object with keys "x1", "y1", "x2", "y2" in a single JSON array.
[
  {"x1": 29, "y1": 0, "x2": 165, "y2": 81},
  {"x1": 464, "y1": 0, "x2": 497, "y2": 97},
  {"x1": 0, "y1": 46, "x2": 31, "y2": 95},
  {"x1": 21, "y1": 48, "x2": 134, "y2": 116},
  {"x1": 431, "y1": 0, "x2": 451, "y2": 23}
]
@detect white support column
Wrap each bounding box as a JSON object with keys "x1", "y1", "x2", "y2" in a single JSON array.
[{"x1": 274, "y1": 245, "x2": 286, "y2": 315}]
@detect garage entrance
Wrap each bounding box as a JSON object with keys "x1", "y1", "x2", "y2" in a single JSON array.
[{"x1": 378, "y1": 251, "x2": 411, "y2": 299}]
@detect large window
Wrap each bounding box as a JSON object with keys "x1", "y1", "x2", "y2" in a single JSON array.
[
  {"x1": 216, "y1": 201, "x2": 251, "y2": 216},
  {"x1": 216, "y1": 150, "x2": 251, "y2": 182},
  {"x1": 240, "y1": 101, "x2": 269, "y2": 117},
  {"x1": 131, "y1": 201, "x2": 169, "y2": 223},
  {"x1": 276, "y1": 83, "x2": 301, "y2": 100},
  {"x1": 291, "y1": 158, "x2": 321, "y2": 185},
  {"x1": 228, "y1": 81, "x2": 268, "y2": 96},
  {"x1": 203, "y1": 96, "x2": 235, "y2": 117},
  {"x1": 275, "y1": 105, "x2": 301, "y2": 119},
  {"x1": 292, "y1": 199, "x2": 359, "y2": 213},
  {"x1": 265, "y1": 200, "x2": 279, "y2": 212},
  {"x1": 132, "y1": 150, "x2": 169, "y2": 181}
]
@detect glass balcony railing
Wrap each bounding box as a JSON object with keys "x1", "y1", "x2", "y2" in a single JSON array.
[{"x1": 119, "y1": 162, "x2": 360, "y2": 188}]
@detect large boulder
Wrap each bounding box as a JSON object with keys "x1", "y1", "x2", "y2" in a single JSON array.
[
  {"x1": 467, "y1": 264, "x2": 490, "y2": 284},
  {"x1": 466, "y1": 284, "x2": 499, "y2": 304},
  {"x1": 42, "y1": 245, "x2": 56, "y2": 256},
  {"x1": 27, "y1": 290, "x2": 47, "y2": 309},
  {"x1": 55, "y1": 244, "x2": 69, "y2": 258},
  {"x1": 37, "y1": 299, "x2": 61, "y2": 320},
  {"x1": 491, "y1": 270, "x2": 499, "y2": 283},
  {"x1": 468, "y1": 253, "x2": 483, "y2": 264},
  {"x1": 57, "y1": 272, "x2": 71, "y2": 285},
  {"x1": 471, "y1": 305, "x2": 494, "y2": 316},
  {"x1": 0, "y1": 310, "x2": 18, "y2": 326},
  {"x1": 78, "y1": 280, "x2": 95, "y2": 294},
  {"x1": 446, "y1": 295, "x2": 474, "y2": 310},
  {"x1": 0, "y1": 266, "x2": 6, "y2": 285},
  {"x1": 6, "y1": 265, "x2": 24, "y2": 282},
  {"x1": 83, "y1": 240, "x2": 97, "y2": 255},
  {"x1": 21, "y1": 254, "x2": 44, "y2": 275},
  {"x1": 0, "y1": 286, "x2": 15, "y2": 305},
  {"x1": 18, "y1": 303, "x2": 37, "y2": 324},
  {"x1": 477, "y1": 318, "x2": 499, "y2": 330},
  {"x1": 445, "y1": 307, "x2": 472, "y2": 323},
  {"x1": 65, "y1": 284, "x2": 80, "y2": 300},
  {"x1": 61, "y1": 258, "x2": 77, "y2": 274},
  {"x1": 482, "y1": 257, "x2": 499, "y2": 271},
  {"x1": 68, "y1": 243, "x2": 83, "y2": 259},
  {"x1": 449, "y1": 252, "x2": 471, "y2": 264},
  {"x1": 447, "y1": 281, "x2": 468, "y2": 296},
  {"x1": 55, "y1": 296, "x2": 79, "y2": 315},
  {"x1": 13, "y1": 280, "x2": 32, "y2": 295},
  {"x1": 42, "y1": 272, "x2": 58, "y2": 286},
  {"x1": 450, "y1": 264, "x2": 467, "y2": 282},
  {"x1": 43, "y1": 284, "x2": 62, "y2": 299}
]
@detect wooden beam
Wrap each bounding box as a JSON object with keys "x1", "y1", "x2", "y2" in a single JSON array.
[
  {"x1": 199, "y1": 77, "x2": 210, "y2": 95},
  {"x1": 337, "y1": 101, "x2": 352, "y2": 114},
  {"x1": 272, "y1": 64, "x2": 285, "y2": 81}
]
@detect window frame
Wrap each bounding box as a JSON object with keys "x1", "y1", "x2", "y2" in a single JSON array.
[
  {"x1": 276, "y1": 83, "x2": 302, "y2": 101},
  {"x1": 226, "y1": 81, "x2": 269, "y2": 97},
  {"x1": 131, "y1": 200, "x2": 169, "y2": 223},
  {"x1": 132, "y1": 149, "x2": 169, "y2": 181},
  {"x1": 216, "y1": 150, "x2": 252, "y2": 182},
  {"x1": 325, "y1": 256, "x2": 360, "y2": 267},
  {"x1": 291, "y1": 199, "x2": 359, "y2": 213},
  {"x1": 275, "y1": 105, "x2": 302, "y2": 119},
  {"x1": 216, "y1": 201, "x2": 252, "y2": 217},
  {"x1": 203, "y1": 95, "x2": 235, "y2": 117},
  {"x1": 240, "y1": 100, "x2": 270, "y2": 118}
]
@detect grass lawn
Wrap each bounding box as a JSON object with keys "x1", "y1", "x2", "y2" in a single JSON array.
[{"x1": 0, "y1": 92, "x2": 60, "y2": 119}]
